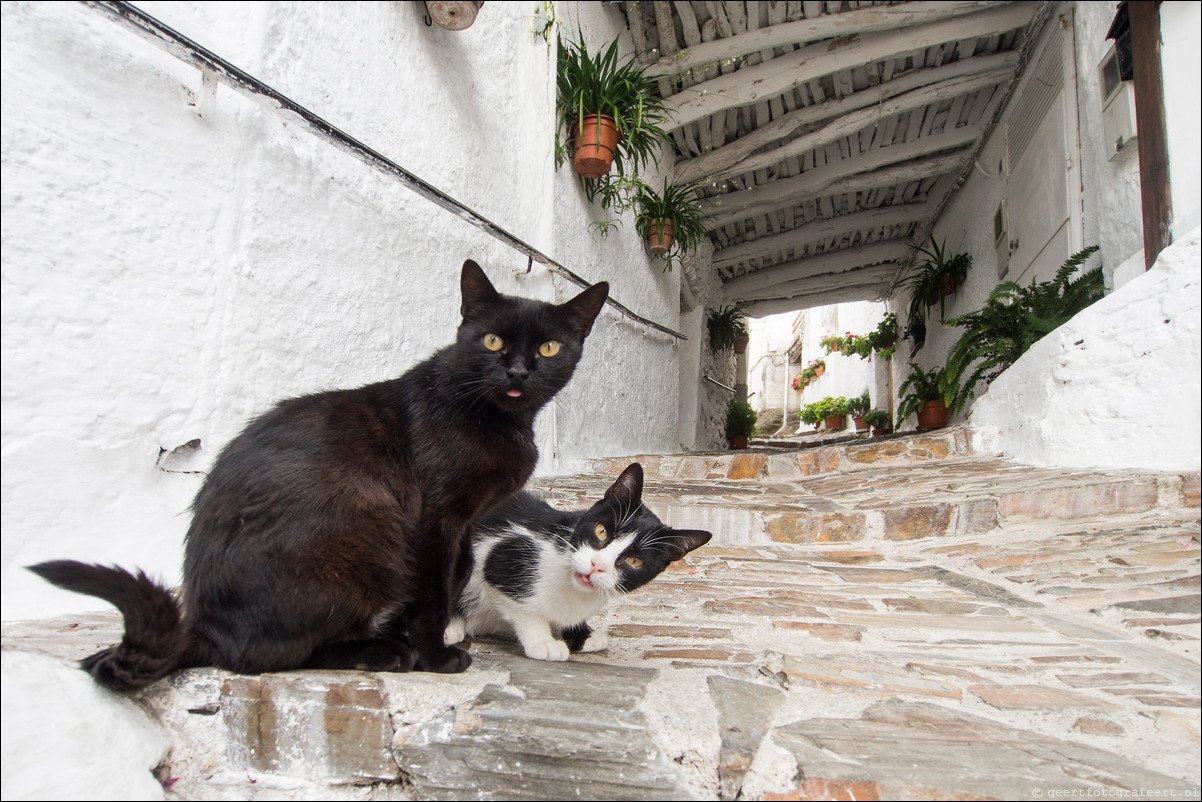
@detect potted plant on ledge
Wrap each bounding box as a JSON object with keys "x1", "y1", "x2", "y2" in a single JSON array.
[
  {"x1": 897, "y1": 362, "x2": 963, "y2": 432},
  {"x1": 864, "y1": 408, "x2": 892, "y2": 437},
  {"x1": 726, "y1": 398, "x2": 757, "y2": 450},
  {"x1": 635, "y1": 180, "x2": 708, "y2": 271},
  {"x1": 817, "y1": 396, "x2": 850, "y2": 432},
  {"x1": 557, "y1": 35, "x2": 670, "y2": 181},
  {"x1": 849, "y1": 391, "x2": 871, "y2": 432}
]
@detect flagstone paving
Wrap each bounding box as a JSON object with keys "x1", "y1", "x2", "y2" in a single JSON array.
[{"x1": 3, "y1": 429, "x2": 1199, "y2": 800}]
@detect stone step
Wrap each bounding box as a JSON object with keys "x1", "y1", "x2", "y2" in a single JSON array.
[
  {"x1": 574, "y1": 426, "x2": 975, "y2": 481},
  {"x1": 5, "y1": 512, "x2": 1199, "y2": 800},
  {"x1": 547, "y1": 455, "x2": 1200, "y2": 547}
]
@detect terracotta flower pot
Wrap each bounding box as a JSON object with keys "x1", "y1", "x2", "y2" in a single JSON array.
[
  {"x1": 728, "y1": 435, "x2": 749, "y2": 450},
  {"x1": 938, "y1": 273, "x2": 958, "y2": 297},
  {"x1": 824, "y1": 414, "x2": 845, "y2": 431},
  {"x1": 734, "y1": 334, "x2": 750, "y2": 355},
  {"x1": 814, "y1": 364, "x2": 825, "y2": 377},
  {"x1": 570, "y1": 115, "x2": 620, "y2": 178},
  {"x1": 916, "y1": 400, "x2": 948, "y2": 431},
  {"x1": 646, "y1": 218, "x2": 676, "y2": 255},
  {"x1": 871, "y1": 427, "x2": 893, "y2": 437},
  {"x1": 853, "y1": 415, "x2": 869, "y2": 432}
]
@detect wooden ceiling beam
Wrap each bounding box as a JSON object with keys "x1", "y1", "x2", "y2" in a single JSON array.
[
  {"x1": 736, "y1": 261, "x2": 901, "y2": 304},
  {"x1": 673, "y1": 51, "x2": 1015, "y2": 186},
  {"x1": 740, "y1": 277, "x2": 897, "y2": 318},
  {"x1": 662, "y1": 2, "x2": 1036, "y2": 129},
  {"x1": 723, "y1": 241, "x2": 911, "y2": 297},
  {"x1": 712, "y1": 202, "x2": 932, "y2": 269},
  {"x1": 702, "y1": 133, "x2": 977, "y2": 229},
  {"x1": 645, "y1": 1, "x2": 1000, "y2": 79}
]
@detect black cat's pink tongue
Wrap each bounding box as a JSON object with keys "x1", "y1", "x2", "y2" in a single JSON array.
[{"x1": 506, "y1": 389, "x2": 522, "y2": 398}]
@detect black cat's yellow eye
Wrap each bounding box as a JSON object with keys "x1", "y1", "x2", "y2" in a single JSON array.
[
  {"x1": 483, "y1": 333, "x2": 504, "y2": 351},
  {"x1": 539, "y1": 340, "x2": 561, "y2": 357},
  {"x1": 594, "y1": 523, "x2": 608, "y2": 541},
  {"x1": 624, "y1": 556, "x2": 643, "y2": 568}
]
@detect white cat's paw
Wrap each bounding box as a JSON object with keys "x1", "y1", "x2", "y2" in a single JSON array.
[
  {"x1": 444, "y1": 616, "x2": 467, "y2": 646},
  {"x1": 522, "y1": 637, "x2": 570, "y2": 662},
  {"x1": 579, "y1": 630, "x2": 608, "y2": 653}
]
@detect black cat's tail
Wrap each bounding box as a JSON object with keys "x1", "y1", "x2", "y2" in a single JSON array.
[{"x1": 28, "y1": 560, "x2": 191, "y2": 692}]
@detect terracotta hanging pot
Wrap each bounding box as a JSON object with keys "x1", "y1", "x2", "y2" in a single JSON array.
[
  {"x1": 938, "y1": 272, "x2": 958, "y2": 297},
  {"x1": 646, "y1": 218, "x2": 676, "y2": 255},
  {"x1": 814, "y1": 364, "x2": 825, "y2": 377},
  {"x1": 570, "y1": 115, "x2": 620, "y2": 178},
  {"x1": 917, "y1": 400, "x2": 948, "y2": 431},
  {"x1": 824, "y1": 414, "x2": 845, "y2": 431}
]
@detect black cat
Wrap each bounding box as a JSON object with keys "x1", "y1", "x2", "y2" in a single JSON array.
[
  {"x1": 446, "y1": 463, "x2": 711, "y2": 660},
  {"x1": 30, "y1": 260, "x2": 608, "y2": 689}
]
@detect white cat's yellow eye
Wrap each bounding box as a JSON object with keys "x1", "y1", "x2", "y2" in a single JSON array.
[
  {"x1": 483, "y1": 333, "x2": 504, "y2": 351},
  {"x1": 594, "y1": 523, "x2": 608, "y2": 540},
  {"x1": 624, "y1": 556, "x2": 643, "y2": 568},
  {"x1": 539, "y1": 340, "x2": 561, "y2": 357}
]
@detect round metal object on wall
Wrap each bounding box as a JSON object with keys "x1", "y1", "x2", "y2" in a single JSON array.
[{"x1": 425, "y1": 1, "x2": 482, "y2": 31}]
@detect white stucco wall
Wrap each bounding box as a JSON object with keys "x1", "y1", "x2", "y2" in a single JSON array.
[
  {"x1": 751, "y1": 301, "x2": 892, "y2": 431},
  {"x1": 902, "y1": 1, "x2": 1200, "y2": 433},
  {"x1": 970, "y1": 228, "x2": 1200, "y2": 470},
  {"x1": 1160, "y1": 1, "x2": 1202, "y2": 241},
  {"x1": 2, "y1": 1, "x2": 682, "y2": 620}
]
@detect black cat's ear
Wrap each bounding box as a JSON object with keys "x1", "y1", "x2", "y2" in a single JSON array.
[
  {"x1": 661, "y1": 529, "x2": 712, "y2": 562},
  {"x1": 460, "y1": 260, "x2": 499, "y2": 320},
  {"x1": 561, "y1": 281, "x2": 609, "y2": 336},
  {"x1": 603, "y1": 463, "x2": 643, "y2": 507}
]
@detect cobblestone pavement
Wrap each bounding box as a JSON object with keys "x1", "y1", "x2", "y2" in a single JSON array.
[{"x1": 4, "y1": 429, "x2": 1199, "y2": 800}]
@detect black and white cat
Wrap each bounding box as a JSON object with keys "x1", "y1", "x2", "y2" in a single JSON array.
[
  {"x1": 30, "y1": 260, "x2": 608, "y2": 687},
  {"x1": 446, "y1": 463, "x2": 711, "y2": 661}
]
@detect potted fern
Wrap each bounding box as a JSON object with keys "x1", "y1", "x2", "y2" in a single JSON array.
[
  {"x1": 944, "y1": 246, "x2": 1103, "y2": 407},
  {"x1": 635, "y1": 180, "x2": 708, "y2": 271},
  {"x1": 897, "y1": 362, "x2": 963, "y2": 432},
  {"x1": 557, "y1": 34, "x2": 671, "y2": 180},
  {"x1": 725, "y1": 399, "x2": 758, "y2": 449}
]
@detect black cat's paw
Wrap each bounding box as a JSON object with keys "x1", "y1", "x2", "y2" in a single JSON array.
[
  {"x1": 561, "y1": 622, "x2": 592, "y2": 652},
  {"x1": 418, "y1": 645, "x2": 472, "y2": 674}
]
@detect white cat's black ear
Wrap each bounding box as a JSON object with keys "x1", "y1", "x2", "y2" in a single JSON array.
[
  {"x1": 460, "y1": 259, "x2": 499, "y2": 319},
  {"x1": 561, "y1": 281, "x2": 609, "y2": 336},
  {"x1": 662, "y1": 529, "x2": 712, "y2": 562},
  {"x1": 603, "y1": 462, "x2": 643, "y2": 506}
]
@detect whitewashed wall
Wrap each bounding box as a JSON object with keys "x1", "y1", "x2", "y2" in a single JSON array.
[
  {"x1": 1160, "y1": 1, "x2": 1202, "y2": 242},
  {"x1": 971, "y1": 228, "x2": 1200, "y2": 471},
  {"x1": 1, "y1": 1, "x2": 682, "y2": 620},
  {"x1": 750, "y1": 301, "x2": 892, "y2": 432}
]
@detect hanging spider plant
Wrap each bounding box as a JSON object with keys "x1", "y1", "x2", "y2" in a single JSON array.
[
  {"x1": 557, "y1": 33, "x2": 672, "y2": 183},
  {"x1": 634, "y1": 180, "x2": 708, "y2": 271}
]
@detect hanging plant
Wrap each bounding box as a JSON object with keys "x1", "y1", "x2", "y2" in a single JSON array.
[
  {"x1": 634, "y1": 180, "x2": 708, "y2": 271},
  {"x1": 902, "y1": 238, "x2": 974, "y2": 324},
  {"x1": 557, "y1": 34, "x2": 671, "y2": 182},
  {"x1": 706, "y1": 304, "x2": 748, "y2": 353}
]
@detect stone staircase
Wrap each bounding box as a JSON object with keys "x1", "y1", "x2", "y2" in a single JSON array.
[{"x1": 3, "y1": 427, "x2": 1199, "y2": 800}]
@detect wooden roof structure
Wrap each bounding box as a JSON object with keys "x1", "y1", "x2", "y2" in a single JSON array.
[{"x1": 617, "y1": 0, "x2": 1054, "y2": 316}]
